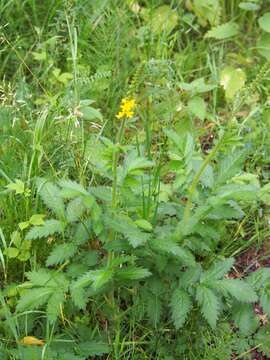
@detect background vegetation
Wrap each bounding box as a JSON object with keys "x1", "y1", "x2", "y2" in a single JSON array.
[{"x1": 1, "y1": 0, "x2": 270, "y2": 359}]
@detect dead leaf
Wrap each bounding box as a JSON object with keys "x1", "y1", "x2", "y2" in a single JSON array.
[{"x1": 20, "y1": 336, "x2": 45, "y2": 346}]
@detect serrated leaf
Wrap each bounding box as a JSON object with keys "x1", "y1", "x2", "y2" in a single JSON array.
[
  {"x1": 259, "y1": 13, "x2": 270, "y2": 33},
  {"x1": 205, "y1": 22, "x2": 239, "y2": 39},
  {"x1": 25, "y1": 220, "x2": 65, "y2": 240},
  {"x1": 73, "y1": 269, "x2": 113, "y2": 292},
  {"x1": 214, "y1": 279, "x2": 258, "y2": 302},
  {"x1": 106, "y1": 215, "x2": 149, "y2": 248},
  {"x1": 66, "y1": 197, "x2": 85, "y2": 222},
  {"x1": 216, "y1": 150, "x2": 247, "y2": 185},
  {"x1": 47, "y1": 290, "x2": 65, "y2": 323},
  {"x1": 26, "y1": 269, "x2": 52, "y2": 286},
  {"x1": 78, "y1": 341, "x2": 109, "y2": 356},
  {"x1": 196, "y1": 286, "x2": 219, "y2": 328},
  {"x1": 207, "y1": 201, "x2": 244, "y2": 220},
  {"x1": 232, "y1": 303, "x2": 259, "y2": 335},
  {"x1": 115, "y1": 267, "x2": 151, "y2": 281},
  {"x1": 59, "y1": 179, "x2": 90, "y2": 198},
  {"x1": 46, "y1": 243, "x2": 78, "y2": 266},
  {"x1": 247, "y1": 268, "x2": 270, "y2": 289},
  {"x1": 36, "y1": 178, "x2": 65, "y2": 218},
  {"x1": 70, "y1": 285, "x2": 87, "y2": 310},
  {"x1": 220, "y1": 67, "x2": 246, "y2": 99},
  {"x1": 188, "y1": 96, "x2": 207, "y2": 120},
  {"x1": 17, "y1": 288, "x2": 52, "y2": 312},
  {"x1": 254, "y1": 324, "x2": 270, "y2": 357},
  {"x1": 201, "y1": 258, "x2": 234, "y2": 282},
  {"x1": 179, "y1": 267, "x2": 202, "y2": 289},
  {"x1": 170, "y1": 289, "x2": 192, "y2": 329},
  {"x1": 151, "y1": 238, "x2": 196, "y2": 267},
  {"x1": 215, "y1": 184, "x2": 259, "y2": 202},
  {"x1": 260, "y1": 289, "x2": 270, "y2": 317},
  {"x1": 135, "y1": 219, "x2": 153, "y2": 232}
]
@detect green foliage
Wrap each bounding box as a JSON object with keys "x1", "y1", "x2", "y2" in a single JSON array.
[
  {"x1": 1, "y1": 0, "x2": 270, "y2": 358},
  {"x1": 170, "y1": 289, "x2": 192, "y2": 329}
]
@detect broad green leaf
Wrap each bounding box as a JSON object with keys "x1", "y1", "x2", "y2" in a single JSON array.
[
  {"x1": 179, "y1": 77, "x2": 216, "y2": 94},
  {"x1": 6, "y1": 179, "x2": 25, "y2": 194},
  {"x1": 192, "y1": 0, "x2": 221, "y2": 26},
  {"x1": 29, "y1": 214, "x2": 45, "y2": 226},
  {"x1": 239, "y1": 2, "x2": 260, "y2": 11},
  {"x1": 80, "y1": 106, "x2": 103, "y2": 121},
  {"x1": 19, "y1": 221, "x2": 30, "y2": 230},
  {"x1": 258, "y1": 13, "x2": 270, "y2": 33},
  {"x1": 257, "y1": 33, "x2": 270, "y2": 59},
  {"x1": 188, "y1": 96, "x2": 207, "y2": 120},
  {"x1": 11, "y1": 231, "x2": 21, "y2": 248},
  {"x1": 18, "y1": 250, "x2": 30, "y2": 262},
  {"x1": 220, "y1": 67, "x2": 246, "y2": 99},
  {"x1": 4, "y1": 247, "x2": 19, "y2": 258},
  {"x1": 205, "y1": 22, "x2": 239, "y2": 39},
  {"x1": 259, "y1": 183, "x2": 270, "y2": 205},
  {"x1": 196, "y1": 286, "x2": 219, "y2": 328},
  {"x1": 32, "y1": 51, "x2": 47, "y2": 61},
  {"x1": 170, "y1": 289, "x2": 192, "y2": 329},
  {"x1": 151, "y1": 5, "x2": 178, "y2": 35}
]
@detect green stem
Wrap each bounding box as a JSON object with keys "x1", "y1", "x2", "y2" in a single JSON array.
[
  {"x1": 183, "y1": 133, "x2": 225, "y2": 224},
  {"x1": 107, "y1": 118, "x2": 126, "y2": 267},
  {"x1": 111, "y1": 119, "x2": 126, "y2": 209}
]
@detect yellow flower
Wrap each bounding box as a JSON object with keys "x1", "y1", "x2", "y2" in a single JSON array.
[{"x1": 116, "y1": 97, "x2": 136, "y2": 119}]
